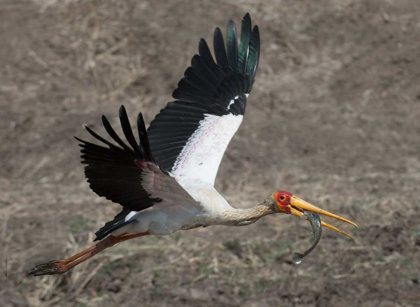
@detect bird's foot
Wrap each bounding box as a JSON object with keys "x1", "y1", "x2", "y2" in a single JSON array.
[{"x1": 27, "y1": 260, "x2": 66, "y2": 276}]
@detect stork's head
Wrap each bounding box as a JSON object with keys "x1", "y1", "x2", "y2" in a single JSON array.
[{"x1": 272, "y1": 191, "x2": 358, "y2": 238}]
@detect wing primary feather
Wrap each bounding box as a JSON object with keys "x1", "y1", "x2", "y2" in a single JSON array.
[
  {"x1": 137, "y1": 113, "x2": 153, "y2": 161},
  {"x1": 198, "y1": 38, "x2": 216, "y2": 66},
  {"x1": 102, "y1": 115, "x2": 134, "y2": 154},
  {"x1": 213, "y1": 27, "x2": 228, "y2": 68},
  {"x1": 246, "y1": 25, "x2": 260, "y2": 90},
  {"x1": 184, "y1": 67, "x2": 217, "y2": 95},
  {"x1": 84, "y1": 125, "x2": 122, "y2": 151},
  {"x1": 198, "y1": 39, "x2": 225, "y2": 80},
  {"x1": 190, "y1": 56, "x2": 221, "y2": 88},
  {"x1": 227, "y1": 19, "x2": 238, "y2": 72},
  {"x1": 75, "y1": 136, "x2": 110, "y2": 153},
  {"x1": 119, "y1": 106, "x2": 142, "y2": 156},
  {"x1": 238, "y1": 13, "x2": 251, "y2": 75}
]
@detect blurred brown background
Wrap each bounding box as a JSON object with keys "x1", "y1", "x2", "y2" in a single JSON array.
[{"x1": 1, "y1": 0, "x2": 419, "y2": 306}]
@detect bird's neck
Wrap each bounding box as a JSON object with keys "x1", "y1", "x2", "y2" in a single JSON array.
[{"x1": 222, "y1": 203, "x2": 274, "y2": 226}]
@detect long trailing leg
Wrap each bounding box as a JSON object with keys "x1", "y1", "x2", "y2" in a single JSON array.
[{"x1": 27, "y1": 232, "x2": 149, "y2": 276}]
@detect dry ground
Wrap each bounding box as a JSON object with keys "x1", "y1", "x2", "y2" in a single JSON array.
[{"x1": 1, "y1": 0, "x2": 420, "y2": 306}]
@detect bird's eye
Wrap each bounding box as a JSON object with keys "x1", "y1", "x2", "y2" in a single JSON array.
[{"x1": 280, "y1": 195, "x2": 286, "y2": 201}]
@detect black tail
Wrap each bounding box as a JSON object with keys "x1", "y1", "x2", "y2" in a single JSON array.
[{"x1": 94, "y1": 209, "x2": 133, "y2": 241}]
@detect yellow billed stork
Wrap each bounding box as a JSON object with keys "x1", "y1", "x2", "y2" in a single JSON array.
[{"x1": 28, "y1": 13, "x2": 357, "y2": 276}]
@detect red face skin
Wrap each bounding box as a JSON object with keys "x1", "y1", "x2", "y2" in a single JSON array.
[{"x1": 275, "y1": 191, "x2": 293, "y2": 214}]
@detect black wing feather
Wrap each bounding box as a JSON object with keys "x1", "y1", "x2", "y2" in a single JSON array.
[
  {"x1": 238, "y1": 13, "x2": 251, "y2": 75},
  {"x1": 246, "y1": 25, "x2": 260, "y2": 89},
  {"x1": 213, "y1": 27, "x2": 229, "y2": 68},
  {"x1": 85, "y1": 125, "x2": 121, "y2": 151},
  {"x1": 227, "y1": 20, "x2": 238, "y2": 72},
  {"x1": 76, "y1": 106, "x2": 167, "y2": 240},
  {"x1": 119, "y1": 106, "x2": 142, "y2": 156},
  {"x1": 137, "y1": 113, "x2": 153, "y2": 162},
  {"x1": 102, "y1": 115, "x2": 134, "y2": 154},
  {"x1": 198, "y1": 39, "x2": 223, "y2": 79}
]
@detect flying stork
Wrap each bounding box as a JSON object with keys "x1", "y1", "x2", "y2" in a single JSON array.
[{"x1": 28, "y1": 14, "x2": 357, "y2": 276}]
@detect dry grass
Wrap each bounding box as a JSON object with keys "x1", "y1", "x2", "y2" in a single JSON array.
[{"x1": 1, "y1": 0, "x2": 420, "y2": 306}]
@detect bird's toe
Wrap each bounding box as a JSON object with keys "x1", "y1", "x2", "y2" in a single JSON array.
[{"x1": 27, "y1": 261, "x2": 65, "y2": 276}]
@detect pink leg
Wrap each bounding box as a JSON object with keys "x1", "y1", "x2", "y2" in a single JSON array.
[{"x1": 28, "y1": 232, "x2": 149, "y2": 276}]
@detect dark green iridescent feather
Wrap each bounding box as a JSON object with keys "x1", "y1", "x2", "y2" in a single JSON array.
[
  {"x1": 238, "y1": 13, "x2": 252, "y2": 75},
  {"x1": 227, "y1": 19, "x2": 238, "y2": 72}
]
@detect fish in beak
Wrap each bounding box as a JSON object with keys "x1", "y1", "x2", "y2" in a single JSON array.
[{"x1": 274, "y1": 191, "x2": 358, "y2": 239}]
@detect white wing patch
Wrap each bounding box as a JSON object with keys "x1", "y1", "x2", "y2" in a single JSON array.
[
  {"x1": 172, "y1": 113, "x2": 243, "y2": 186},
  {"x1": 227, "y1": 96, "x2": 239, "y2": 110},
  {"x1": 227, "y1": 99, "x2": 235, "y2": 110},
  {"x1": 125, "y1": 211, "x2": 138, "y2": 222}
]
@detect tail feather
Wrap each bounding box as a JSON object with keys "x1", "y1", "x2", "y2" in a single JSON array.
[{"x1": 94, "y1": 209, "x2": 133, "y2": 241}]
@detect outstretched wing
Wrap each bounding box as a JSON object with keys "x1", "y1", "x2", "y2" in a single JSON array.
[
  {"x1": 76, "y1": 106, "x2": 193, "y2": 240},
  {"x1": 148, "y1": 13, "x2": 260, "y2": 186}
]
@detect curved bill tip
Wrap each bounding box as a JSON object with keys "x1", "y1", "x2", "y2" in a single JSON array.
[
  {"x1": 291, "y1": 196, "x2": 358, "y2": 228},
  {"x1": 321, "y1": 221, "x2": 354, "y2": 239}
]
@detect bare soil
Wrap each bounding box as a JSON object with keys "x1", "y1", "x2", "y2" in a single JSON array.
[{"x1": 1, "y1": 0, "x2": 420, "y2": 306}]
